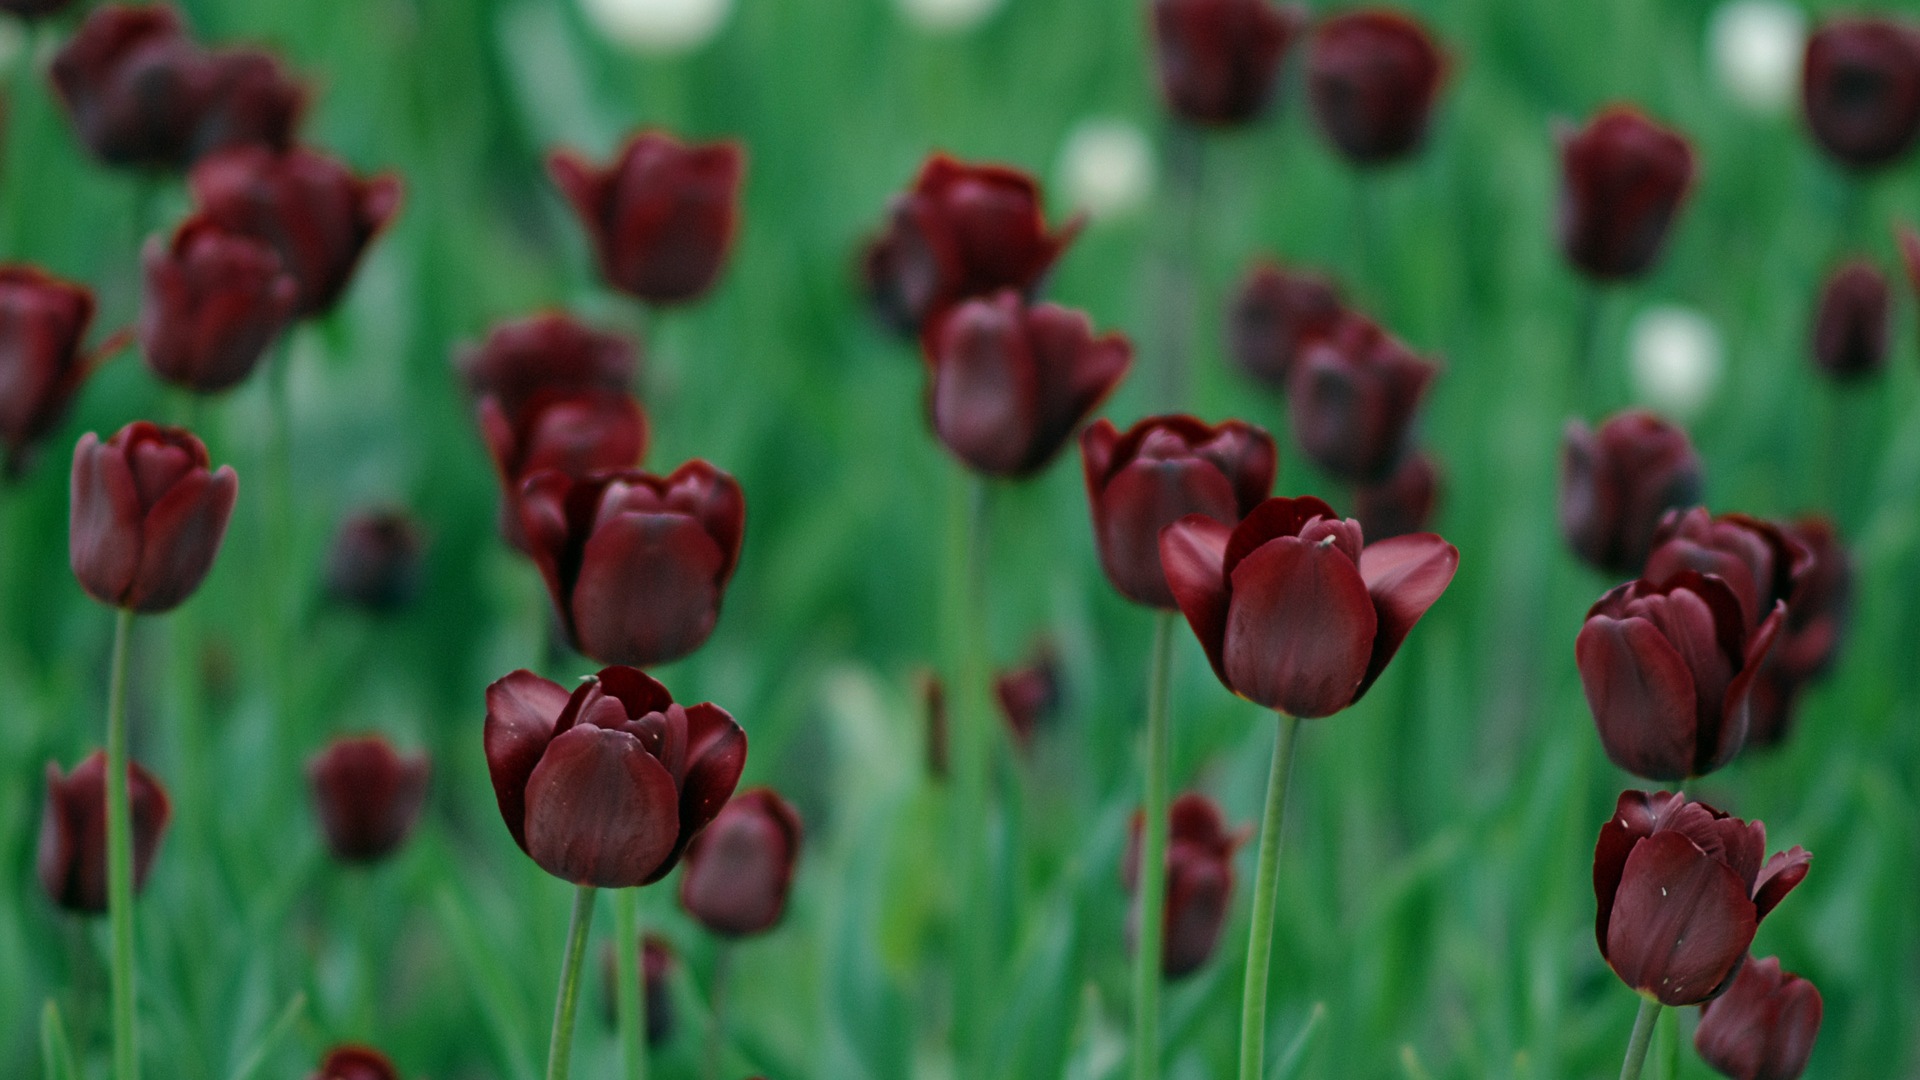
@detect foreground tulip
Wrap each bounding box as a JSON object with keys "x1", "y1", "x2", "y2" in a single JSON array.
[
  {"x1": 1123, "y1": 792, "x2": 1242, "y2": 979},
  {"x1": 139, "y1": 216, "x2": 299, "y2": 393},
  {"x1": 600, "y1": 934, "x2": 678, "y2": 1044},
  {"x1": 1695, "y1": 955, "x2": 1822, "y2": 1080},
  {"x1": 50, "y1": 5, "x2": 209, "y2": 170},
  {"x1": 679, "y1": 787, "x2": 803, "y2": 937},
  {"x1": 1305, "y1": 10, "x2": 1447, "y2": 166},
  {"x1": 0, "y1": 266, "x2": 110, "y2": 478},
  {"x1": 549, "y1": 132, "x2": 745, "y2": 306},
  {"x1": 307, "y1": 736, "x2": 430, "y2": 864},
  {"x1": 482, "y1": 391, "x2": 649, "y2": 549},
  {"x1": 70, "y1": 421, "x2": 238, "y2": 614},
  {"x1": 1150, "y1": 0, "x2": 1307, "y2": 127},
  {"x1": 310, "y1": 1046, "x2": 398, "y2": 1080},
  {"x1": 993, "y1": 644, "x2": 1063, "y2": 748},
  {"x1": 1745, "y1": 517, "x2": 1852, "y2": 748},
  {"x1": 1226, "y1": 260, "x2": 1344, "y2": 391},
  {"x1": 1287, "y1": 313, "x2": 1438, "y2": 484},
  {"x1": 1354, "y1": 448, "x2": 1440, "y2": 541},
  {"x1": 1810, "y1": 260, "x2": 1890, "y2": 380},
  {"x1": 1801, "y1": 17, "x2": 1920, "y2": 171},
  {"x1": 1557, "y1": 107, "x2": 1696, "y2": 281},
  {"x1": 1559, "y1": 410, "x2": 1704, "y2": 577},
  {"x1": 324, "y1": 507, "x2": 427, "y2": 613},
  {"x1": 1081, "y1": 415, "x2": 1276, "y2": 607},
  {"x1": 38, "y1": 752, "x2": 171, "y2": 915}
]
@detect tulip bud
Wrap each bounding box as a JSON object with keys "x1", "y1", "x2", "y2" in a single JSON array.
[
  {"x1": 1559, "y1": 410, "x2": 1704, "y2": 577},
  {"x1": 307, "y1": 735, "x2": 430, "y2": 864},
  {"x1": 926, "y1": 290, "x2": 1131, "y2": 479},
  {"x1": 138, "y1": 216, "x2": 298, "y2": 393},
  {"x1": 548, "y1": 132, "x2": 745, "y2": 306},
  {"x1": 483, "y1": 666, "x2": 746, "y2": 887},
  {"x1": 50, "y1": 4, "x2": 211, "y2": 170},
  {"x1": 193, "y1": 48, "x2": 304, "y2": 160},
  {"x1": 458, "y1": 312, "x2": 639, "y2": 416},
  {"x1": 1081, "y1": 415, "x2": 1276, "y2": 607},
  {"x1": 1743, "y1": 516, "x2": 1852, "y2": 749},
  {"x1": 309, "y1": 1046, "x2": 398, "y2": 1080},
  {"x1": 0, "y1": 266, "x2": 108, "y2": 479},
  {"x1": 1306, "y1": 10, "x2": 1447, "y2": 167},
  {"x1": 38, "y1": 751, "x2": 172, "y2": 915},
  {"x1": 1160, "y1": 495, "x2": 1458, "y2": 718},
  {"x1": 480, "y1": 390, "x2": 648, "y2": 550},
  {"x1": 599, "y1": 934, "x2": 678, "y2": 1043},
  {"x1": 1286, "y1": 313, "x2": 1438, "y2": 484},
  {"x1": 324, "y1": 507, "x2": 427, "y2": 613},
  {"x1": 1694, "y1": 955, "x2": 1822, "y2": 1080},
  {"x1": 679, "y1": 787, "x2": 803, "y2": 937},
  {"x1": 994, "y1": 643, "x2": 1063, "y2": 748},
  {"x1": 1226, "y1": 260, "x2": 1344, "y2": 391},
  {"x1": 1801, "y1": 17, "x2": 1920, "y2": 171},
  {"x1": 1557, "y1": 107, "x2": 1696, "y2": 281},
  {"x1": 1353, "y1": 449, "x2": 1440, "y2": 542},
  {"x1": 1593, "y1": 790, "x2": 1808, "y2": 1006},
  {"x1": 70, "y1": 421, "x2": 238, "y2": 613},
  {"x1": 1122, "y1": 792, "x2": 1242, "y2": 979},
  {"x1": 1810, "y1": 260, "x2": 1890, "y2": 380},
  {"x1": 1644, "y1": 508, "x2": 1809, "y2": 627},
  {"x1": 1150, "y1": 0, "x2": 1307, "y2": 127}
]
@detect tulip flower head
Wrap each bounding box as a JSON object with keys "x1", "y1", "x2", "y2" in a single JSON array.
[
  {"x1": 1694, "y1": 955, "x2": 1822, "y2": 1080},
  {"x1": 38, "y1": 751, "x2": 171, "y2": 915},
  {"x1": 192, "y1": 48, "x2": 305, "y2": 159},
  {"x1": 70, "y1": 421, "x2": 238, "y2": 614},
  {"x1": 1286, "y1": 312, "x2": 1438, "y2": 484},
  {"x1": 1801, "y1": 17, "x2": 1920, "y2": 171},
  {"x1": 310, "y1": 1046, "x2": 399, "y2": 1080},
  {"x1": 1353, "y1": 449, "x2": 1440, "y2": 542},
  {"x1": 50, "y1": 5, "x2": 211, "y2": 170},
  {"x1": 324, "y1": 507, "x2": 428, "y2": 613},
  {"x1": 1643, "y1": 509, "x2": 1810, "y2": 630},
  {"x1": 993, "y1": 643, "x2": 1064, "y2": 747},
  {"x1": 1744, "y1": 516, "x2": 1852, "y2": 748},
  {"x1": 678, "y1": 787, "x2": 803, "y2": 937},
  {"x1": 1123, "y1": 792, "x2": 1244, "y2": 979},
  {"x1": 1559, "y1": 410, "x2": 1704, "y2": 577},
  {"x1": 1810, "y1": 260, "x2": 1891, "y2": 380},
  {"x1": 0, "y1": 266, "x2": 111, "y2": 478},
  {"x1": 1557, "y1": 107, "x2": 1697, "y2": 281},
  {"x1": 1150, "y1": 0, "x2": 1308, "y2": 127},
  {"x1": 139, "y1": 215, "x2": 299, "y2": 394},
  {"x1": 1226, "y1": 260, "x2": 1345, "y2": 391},
  {"x1": 459, "y1": 312, "x2": 640, "y2": 415},
  {"x1": 599, "y1": 934, "x2": 679, "y2": 1042},
  {"x1": 1305, "y1": 10, "x2": 1448, "y2": 167},
  {"x1": 307, "y1": 736, "x2": 430, "y2": 864}
]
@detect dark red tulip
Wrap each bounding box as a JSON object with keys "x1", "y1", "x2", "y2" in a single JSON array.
[
  {"x1": 1226, "y1": 260, "x2": 1344, "y2": 391},
  {"x1": 50, "y1": 4, "x2": 210, "y2": 170},
  {"x1": 1577, "y1": 572, "x2": 1783, "y2": 781},
  {"x1": 70, "y1": 421, "x2": 238, "y2": 613},
  {"x1": 309, "y1": 1046, "x2": 398, "y2": 1080},
  {"x1": 1593, "y1": 790, "x2": 1808, "y2": 1007},
  {"x1": 1150, "y1": 0, "x2": 1307, "y2": 127},
  {"x1": 1810, "y1": 260, "x2": 1891, "y2": 380},
  {"x1": 1801, "y1": 18, "x2": 1920, "y2": 171},
  {"x1": 548, "y1": 132, "x2": 744, "y2": 306},
  {"x1": 1560, "y1": 410, "x2": 1704, "y2": 577},
  {"x1": 1286, "y1": 313, "x2": 1438, "y2": 484},
  {"x1": 139, "y1": 216, "x2": 298, "y2": 393},
  {"x1": 1644, "y1": 509, "x2": 1809, "y2": 632},
  {"x1": 1081, "y1": 415, "x2": 1276, "y2": 607},
  {"x1": 862, "y1": 154, "x2": 1081, "y2": 335},
  {"x1": 599, "y1": 934, "x2": 678, "y2": 1044},
  {"x1": 480, "y1": 390, "x2": 648, "y2": 550},
  {"x1": 37, "y1": 751, "x2": 171, "y2": 915},
  {"x1": 678, "y1": 787, "x2": 803, "y2": 937},
  {"x1": 1305, "y1": 10, "x2": 1447, "y2": 166},
  {"x1": 192, "y1": 48, "x2": 304, "y2": 160},
  {"x1": 324, "y1": 507, "x2": 427, "y2": 613},
  {"x1": 307, "y1": 735, "x2": 430, "y2": 864},
  {"x1": 926, "y1": 290, "x2": 1130, "y2": 478},
  {"x1": 1557, "y1": 107, "x2": 1696, "y2": 282},
  {"x1": 1159, "y1": 495, "x2": 1458, "y2": 717},
  {"x1": 484, "y1": 666, "x2": 745, "y2": 887},
  {"x1": 1122, "y1": 792, "x2": 1243, "y2": 979},
  {"x1": 994, "y1": 643, "x2": 1063, "y2": 749},
  {"x1": 458, "y1": 312, "x2": 639, "y2": 419},
  {"x1": 0, "y1": 266, "x2": 109, "y2": 478},
  {"x1": 518, "y1": 462, "x2": 745, "y2": 667},
  {"x1": 1744, "y1": 517, "x2": 1853, "y2": 749},
  {"x1": 1695, "y1": 955, "x2": 1822, "y2": 1080},
  {"x1": 189, "y1": 145, "x2": 403, "y2": 318},
  {"x1": 1353, "y1": 448, "x2": 1439, "y2": 542}
]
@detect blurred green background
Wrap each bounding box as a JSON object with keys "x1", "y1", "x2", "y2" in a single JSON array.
[{"x1": 1, "y1": 0, "x2": 1916, "y2": 1076}]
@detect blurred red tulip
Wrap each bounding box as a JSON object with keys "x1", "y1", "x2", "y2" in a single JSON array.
[
  {"x1": 307, "y1": 735, "x2": 430, "y2": 864},
  {"x1": 1306, "y1": 10, "x2": 1447, "y2": 166},
  {"x1": 1559, "y1": 410, "x2": 1703, "y2": 577},
  {"x1": 1695, "y1": 955, "x2": 1822, "y2": 1080},
  {"x1": 599, "y1": 934, "x2": 678, "y2": 1044},
  {"x1": 1123, "y1": 792, "x2": 1243, "y2": 979},
  {"x1": 1643, "y1": 508, "x2": 1810, "y2": 630},
  {"x1": 1810, "y1": 260, "x2": 1890, "y2": 380},
  {"x1": 310, "y1": 1046, "x2": 398, "y2": 1080},
  {"x1": 679, "y1": 787, "x2": 803, "y2": 937},
  {"x1": 70, "y1": 421, "x2": 237, "y2": 613},
  {"x1": 38, "y1": 751, "x2": 171, "y2": 915},
  {"x1": 193, "y1": 48, "x2": 305, "y2": 160},
  {"x1": 1353, "y1": 448, "x2": 1440, "y2": 541},
  {"x1": 480, "y1": 390, "x2": 648, "y2": 549},
  {"x1": 459, "y1": 312, "x2": 639, "y2": 417},
  {"x1": 994, "y1": 643, "x2": 1063, "y2": 748},
  {"x1": 1557, "y1": 107, "x2": 1695, "y2": 281},
  {"x1": 0, "y1": 266, "x2": 109, "y2": 478},
  {"x1": 324, "y1": 507, "x2": 427, "y2": 613},
  {"x1": 1744, "y1": 516, "x2": 1853, "y2": 749},
  {"x1": 1151, "y1": 0, "x2": 1307, "y2": 127},
  {"x1": 1226, "y1": 260, "x2": 1344, "y2": 391},
  {"x1": 139, "y1": 216, "x2": 298, "y2": 393},
  {"x1": 1801, "y1": 17, "x2": 1920, "y2": 171},
  {"x1": 50, "y1": 4, "x2": 210, "y2": 170},
  {"x1": 1286, "y1": 313, "x2": 1437, "y2": 484}
]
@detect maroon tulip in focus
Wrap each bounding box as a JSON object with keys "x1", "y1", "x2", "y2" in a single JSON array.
[
  {"x1": 1745, "y1": 517, "x2": 1853, "y2": 749},
  {"x1": 1593, "y1": 790, "x2": 1808, "y2": 1006},
  {"x1": 1559, "y1": 410, "x2": 1704, "y2": 577},
  {"x1": 1081, "y1": 415, "x2": 1276, "y2": 607},
  {"x1": 193, "y1": 48, "x2": 305, "y2": 160},
  {"x1": 1305, "y1": 10, "x2": 1447, "y2": 166},
  {"x1": 862, "y1": 154, "x2": 1081, "y2": 335},
  {"x1": 309, "y1": 1046, "x2": 398, "y2": 1080},
  {"x1": 38, "y1": 751, "x2": 171, "y2": 915},
  {"x1": 0, "y1": 266, "x2": 109, "y2": 478},
  {"x1": 1801, "y1": 18, "x2": 1920, "y2": 172},
  {"x1": 1810, "y1": 260, "x2": 1890, "y2": 380},
  {"x1": 1557, "y1": 107, "x2": 1696, "y2": 282},
  {"x1": 1286, "y1": 313, "x2": 1438, "y2": 484},
  {"x1": 1123, "y1": 792, "x2": 1243, "y2": 979},
  {"x1": 324, "y1": 507, "x2": 427, "y2": 613},
  {"x1": 484, "y1": 666, "x2": 745, "y2": 887},
  {"x1": 1159, "y1": 495, "x2": 1458, "y2": 718},
  {"x1": 50, "y1": 5, "x2": 210, "y2": 170},
  {"x1": 548, "y1": 132, "x2": 745, "y2": 306},
  {"x1": 307, "y1": 735, "x2": 430, "y2": 864},
  {"x1": 1695, "y1": 955, "x2": 1822, "y2": 1080},
  {"x1": 1353, "y1": 449, "x2": 1439, "y2": 542},
  {"x1": 1151, "y1": 0, "x2": 1307, "y2": 127},
  {"x1": 927, "y1": 291, "x2": 1130, "y2": 478},
  {"x1": 518, "y1": 462, "x2": 745, "y2": 667},
  {"x1": 679, "y1": 787, "x2": 803, "y2": 937},
  {"x1": 599, "y1": 934, "x2": 678, "y2": 1043},
  {"x1": 139, "y1": 216, "x2": 298, "y2": 393},
  {"x1": 1226, "y1": 260, "x2": 1344, "y2": 391},
  {"x1": 70, "y1": 421, "x2": 238, "y2": 613},
  {"x1": 994, "y1": 643, "x2": 1063, "y2": 748}
]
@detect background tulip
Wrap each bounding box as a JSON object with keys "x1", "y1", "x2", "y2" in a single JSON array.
[
  {"x1": 1557, "y1": 107, "x2": 1696, "y2": 281},
  {"x1": 1306, "y1": 10, "x2": 1447, "y2": 166},
  {"x1": 307, "y1": 735, "x2": 430, "y2": 864},
  {"x1": 1801, "y1": 17, "x2": 1920, "y2": 171},
  {"x1": 193, "y1": 48, "x2": 305, "y2": 160},
  {"x1": 1642, "y1": 509, "x2": 1808, "y2": 627},
  {"x1": 1695, "y1": 955, "x2": 1822, "y2": 1080},
  {"x1": 1226, "y1": 260, "x2": 1344, "y2": 391},
  {"x1": 1286, "y1": 313, "x2": 1437, "y2": 484},
  {"x1": 1353, "y1": 448, "x2": 1440, "y2": 541},
  {"x1": 70, "y1": 421, "x2": 238, "y2": 613},
  {"x1": 479, "y1": 390, "x2": 648, "y2": 548},
  {"x1": 50, "y1": 5, "x2": 211, "y2": 170},
  {"x1": 1744, "y1": 516, "x2": 1851, "y2": 748},
  {"x1": 458, "y1": 312, "x2": 639, "y2": 417},
  {"x1": 1150, "y1": 0, "x2": 1307, "y2": 127},
  {"x1": 324, "y1": 507, "x2": 427, "y2": 613},
  {"x1": 1123, "y1": 792, "x2": 1242, "y2": 979},
  {"x1": 679, "y1": 787, "x2": 803, "y2": 937},
  {"x1": 38, "y1": 752, "x2": 172, "y2": 915},
  {"x1": 549, "y1": 132, "x2": 744, "y2": 306},
  {"x1": 0, "y1": 266, "x2": 106, "y2": 478},
  {"x1": 599, "y1": 934, "x2": 678, "y2": 1043},
  {"x1": 1559, "y1": 410, "x2": 1704, "y2": 577},
  {"x1": 139, "y1": 216, "x2": 298, "y2": 393},
  {"x1": 1810, "y1": 260, "x2": 1890, "y2": 380},
  {"x1": 993, "y1": 643, "x2": 1062, "y2": 748},
  {"x1": 310, "y1": 1046, "x2": 399, "y2": 1080}
]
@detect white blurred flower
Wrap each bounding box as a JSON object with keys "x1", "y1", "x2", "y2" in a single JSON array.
[
  {"x1": 1057, "y1": 118, "x2": 1155, "y2": 221},
  {"x1": 578, "y1": 0, "x2": 732, "y2": 53},
  {"x1": 1708, "y1": 0, "x2": 1806, "y2": 115},
  {"x1": 0, "y1": 22, "x2": 26, "y2": 72},
  {"x1": 898, "y1": 0, "x2": 1005, "y2": 35},
  {"x1": 1629, "y1": 304, "x2": 1723, "y2": 419}
]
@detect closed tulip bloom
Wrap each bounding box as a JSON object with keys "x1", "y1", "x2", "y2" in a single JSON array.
[
  {"x1": 189, "y1": 145, "x2": 403, "y2": 318},
  {"x1": 1695, "y1": 955, "x2": 1822, "y2": 1080},
  {"x1": 1810, "y1": 260, "x2": 1890, "y2": 380},
  {"x1": 518, "y1": 461, "x2": 745, "y2": 667},
  {"x1": 1353, "y1": 448, "x2": 1440, "y2": 541},
  {"x1": 38, "y1": 751, "x2": 172, "y2": 914},
  {"x1": 1226, "y1": 260, "x2": 1344, "y2": 390},
  {"x1": 1151, "y1": 0, "x2": 1307, "y2": 127},
  {"x1": 1559, "y1": 410, "x2": 1704, "y2": 577},
  {"x1": 310, "y1": 1046, "x2": 398, "y2": 1080},
  {"x1": 679, "y1": 787, "x2": 803, "y2": 937},
  {"x1": 484, "y1": 666, "x2": 746, "y2": 887},
  {"x1": 139, "y1": 216, "x2": 298, "y2": 393},
  {"x1": 50, "y1": 4, "x2": 210, "y2": 170},
  {"x1": 1644, "y1": 509, "x2": 1809, "y2": 626},
  {"x1": 1159, "y1": 495, "x2": 1458, "y2": 717},
  {"x1": 193, "y1": 48, "x2": 304, "y2": 160},
  {"x1": 927, "y1": 290, "x2": 1131, "y2": 478},
  {"x1": 458, "y1": 313, "x2": 639, "y2": 419},
  {"x1": 1593, "y1": 790, "x2": 1808, "y2": 1006},
  {"x1": 1306, "y1": 10, "x2": 1447, "y2": 166},
  {"x1": 862, "y1": 154, "x2": 1081, "y2": 335},
  {"x1": 599, "y1": 934, "x2": 678, "y2": 1043},
  {"x1": 307, "y1": 735, "x2": 430, "y2": 864},
  {"x1": 1081, "y1": 415, "x2": 1277, "y2": 607},
  {"x1": 1558, "y1": 107, "x2": 1696, "y2": 281},
  {"x1": 324, "y1": 507, "x2": 427, "y2": 613},
  {"x1": 1286, "y1": 313, "x2": 1438, "y2": 484},
  {"x1": 994, "y1": 643, "x2": 1063, "y2": 748},
  {"x1": 480, "y1": 390, "x2": 648, "y2": 549},
  {"x1": 1123, "y1": 793, "x2": 1242, "y2": 979},
  {"x1": 1744, "y1": 516, "x2": 1852, "y2": 748},
  {"x1": 1801, "y1": 18, "x2": 1920, "y2": 171},
  {"x1": 0, "y1": 266, "x2": 108, "y2": 478},
  {"x1": 70, "y1": 421, "x2": 238, "y2": 613}
]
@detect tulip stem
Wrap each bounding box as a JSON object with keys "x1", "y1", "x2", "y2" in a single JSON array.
[
  {"x1": 104, "y1": 607, "x2": 138, "y2": 1080},
  {"x1": 1132, "y1": 610, "x2": 1177, "y2": 1080},
  {"x1": 1237, "y1": 713, "x2": 1302, "y2": 1080},
  {"x1": 944, "y1": 468, "x2": 993, "y2": 1068},
  {"x1": 705, "y1": 944, "x2": 731, "y2": 1080},
  {"x1": 546, "y1": 884, "x2": 598, "y2": 1080},
  {"x1": 1617, "y1": 998, "x2": 1662, "y2": 1080},
  {"x1": 1574, "y1": 284, "x2": 1605, "y2": 408},
  {"x1": 1155, "y1": 122, "x2": 1205, "y2": 408},
  {"x1": 613, "y1": 888, "x2": 646, "y2": 1080}
]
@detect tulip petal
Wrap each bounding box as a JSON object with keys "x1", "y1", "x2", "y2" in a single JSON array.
[
  {"x1": 1223, "y1": 535, "x2": 1377, "y2": 717},
  {"x1": 663, "y1": 460, "x2": 747, "y2": 582},
  {"x1": 483, "y1": 670, "x2": 570, "y2": 854},
  {"x1": 1752, "y1": 846, "x2": 1810, "y2": 921},
  {"x1": 524, "y1": 726, "x2": 681, "y2": 888},
  {"x1": 1576, "y1": 614, "x2": 1699, "y2": 781},
  {"x1": 652, "y1": 702, "x2": 747, "y2": 883},
  {"x1": 1604, "y1": 830, "x2": 1757, "y2": 1006},
  {"x1": 928, "y1": 294, "x2": 1043, "y2": 476},
  {"x1": 1222, "y1": 496, "x2": 1340, "y2": 577},
  {"x1": 1354, "y1": 533, "x2": 1458, "y2": 700},
  {"x1": 125, "y1": 464, "x2": 237, "y2": 612},
  {"x1": 1097, "y1": 454, "x2": 1240, "y2": 607},
  {"x1": 1079, "y1": 418, "x2": 1120, "y2": 490},
  {"x1": 69, "y1": 432, "x2": 144, "y2": 606},
  {"x1": 1159, "y1": 514, "x2": 1235, "y2": 687},
  {"x1": 569, "y1": 510, "x2": 726, "y2": 667},
  {"x1": 1717, "y1": 603, "x2": 1786, "y2": 774}
]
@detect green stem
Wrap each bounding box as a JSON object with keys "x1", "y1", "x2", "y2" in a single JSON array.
[
  {"x1": 944, "y1": 468, "x2": 992, "y2": 1068},
  {"x1": 1237, "y1": 714, "x2": 1303, "y2": 1080},
  {"x1": 264, "y1": 333, "x2": 298, "y2": 765},
  {"x1": 546, "y1": 885, "x2": 598, "y2": 1080},
  {"x1": 1618, "y1": 998, "x2": 1662, "y2": 1080},
  {"x1": 704, "y1": 944, "x2": 731, "y2": 1080},
  {"x1": 104, "y1": 607, "x2": 137, "y2": 1080},
  {"x1": 1131, "y1": 611, "x2": 1177, "y2": 1080},
  {"x1": 1574, "y1": 283, "x2": 1605, "y2": 410},
  {"x1": 614, "y1": 889, "x2": 646, "y2": 1080},
  {"x1": 1657, "y1": 999, "x2": 1679, "y2": 1080},
  {"x1": 1156, "y1": 121, "x2": 1205, "y2": 408}
]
